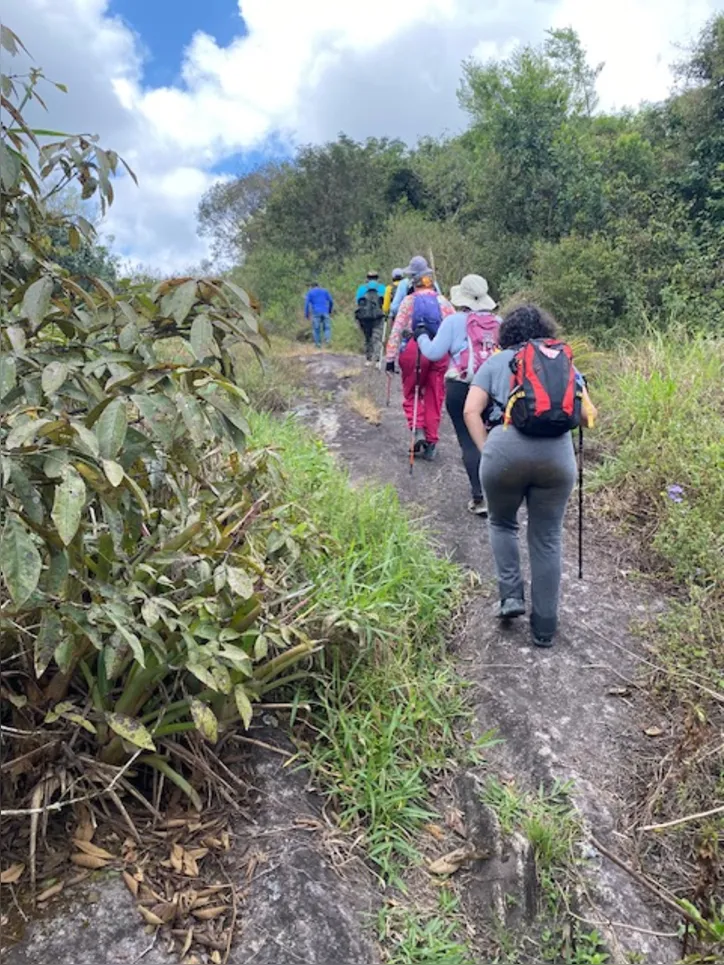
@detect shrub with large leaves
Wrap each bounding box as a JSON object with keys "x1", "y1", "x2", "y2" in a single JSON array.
[{"x1": 0, "y1": 28, "x2": 317, "y2": 807}]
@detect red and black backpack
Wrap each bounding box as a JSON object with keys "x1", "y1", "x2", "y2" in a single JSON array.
[{"x1": 504, "y1": 339, "x2": 581, "y2": 437}]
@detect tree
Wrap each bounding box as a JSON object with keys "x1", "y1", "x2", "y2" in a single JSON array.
[
  {"x1": 197, "y1": 162, "x2": 284, "y2": 265},
  {"x1": 544, "y1": 27, "x2": 603, "y2": 116},
  {"x1": 458, "y1": 33, "x2": 603, "y2": 246}
]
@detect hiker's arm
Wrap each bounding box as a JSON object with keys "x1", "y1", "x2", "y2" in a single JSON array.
[
  {"x1": 463, "y1": 385, "x2": 489, "y2": 452},
  {"x1": 328, "y1": 292, "x2": 334, "y2": 315},
  {"x1": 391, "y1": 280, "x2": 407, "y2": 316},
  {"x1": 417, "y1": 316, "x2": 453, "y2": 361},
  {"x1": 581, "y1": 385, "x2": 597, "y2": 428},
  {"x1": 386, "y1": 297, "x2": 411, "y2": 362}
]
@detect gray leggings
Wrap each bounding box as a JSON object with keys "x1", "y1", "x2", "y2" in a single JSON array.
[{"x1": 480, "y1": 427, "x2": 576, "y2": 637}]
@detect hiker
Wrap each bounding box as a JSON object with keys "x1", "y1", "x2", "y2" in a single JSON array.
[
  {"x1": 416, "y1": 274, "x2": 501, "y2": 514},
  {"x1": 304, "y1": 281, "x2": 334, "y2": 348},
  {"x1": 355, "y1": 271, "x2": 387, "y2": 366},
  {"x1": 385, "y1": 257, "x2": 454, "y2": 461},
  {"x1": 383, "y1": 268, "x2": 405, "y2": 319},
  {"x1": 389, "y1": 255, "x2": 442, "y2": 318},
  {"x1": 463, "y1": 304, "x2": 597, "y2": 648}
]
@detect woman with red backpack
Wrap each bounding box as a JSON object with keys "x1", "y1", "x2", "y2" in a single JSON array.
[
  {"x1": 462, "y1": 305, "x2": 597, "y2": 649},
  {"x1": 415, "y1": 274, "x2": 501, "y2": 515},
  {"x1": 385, "y1": 257, "x2": 454, "y2": 461}
]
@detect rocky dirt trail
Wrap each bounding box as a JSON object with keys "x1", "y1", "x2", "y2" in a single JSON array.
[{"x1": 294, "y1": 352, "x2": 683, "y2": 964}]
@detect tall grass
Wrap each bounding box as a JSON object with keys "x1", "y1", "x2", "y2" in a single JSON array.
[
  {"x1": 593, "y1": 329, "x2": 723, "y2": 591},
  {"x1": 592, "y1": 329, "x2": 723, "y2": 938},
  {"x1": 247, "y1": 412, "x2": 477, "y2": 881}
]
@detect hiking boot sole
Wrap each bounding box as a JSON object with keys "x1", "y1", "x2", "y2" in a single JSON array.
[{"x1": 533, "y1": 634, "x2": 555, "y2": 648}]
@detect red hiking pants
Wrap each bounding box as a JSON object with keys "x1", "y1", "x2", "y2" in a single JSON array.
[{"x1": 399, "y1": 340, "x2": 448, "y2": 444}]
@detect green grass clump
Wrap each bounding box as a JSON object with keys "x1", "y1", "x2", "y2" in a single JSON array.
[
  {"x1": 247, "y1": 412, "x2": 476, "y2": 882},
  {"x1": 592, "y1": 329, "x2": 723, "y2": 592}
]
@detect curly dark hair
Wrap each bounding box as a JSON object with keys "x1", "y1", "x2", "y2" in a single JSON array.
[{"x1": 498, "y1": 304, "x2": 557, "y2": 349}]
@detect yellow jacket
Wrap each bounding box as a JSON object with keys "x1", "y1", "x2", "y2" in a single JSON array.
[{"x1": 383, "y1": 281, "x2": 400, "y2": 316}]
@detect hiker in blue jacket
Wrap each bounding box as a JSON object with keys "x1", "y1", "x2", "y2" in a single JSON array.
[
  {"x1": 355, "y1": 271, "x2": 387, "y2": 366},
  {"x1": 305, "y1": 281, "x2": 334, "y2": 348}
]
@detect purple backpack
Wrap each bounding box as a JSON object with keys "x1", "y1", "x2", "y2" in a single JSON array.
[{"x1": 411, "y1": 294, "x2": 443, "y2": 337}]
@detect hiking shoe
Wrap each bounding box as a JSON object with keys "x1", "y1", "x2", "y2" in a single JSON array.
[
  {"x1": 413, "y1": 428, "x2": 427, "y2": 453},
  {"x1": 496, "y1": 598, "x2": 526, "y2": 619},
  {"x1": 468, "y1": 498, "x2": 488, "y2": 516},
  {"x1": 421, "y1": 442, "x2": 437, "y2": 461},
  {"x1": 532, "y1": 631, "x2": 555, "y2": 648},
  {"x1": 365, "y1": 359, "x2": 372, "y2": 367}
]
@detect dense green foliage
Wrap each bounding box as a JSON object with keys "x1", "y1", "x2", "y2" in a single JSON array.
[
  {"x1": 199, "y1": 20, "x2": 724, "y2": 343},
  {"x1": 0, "y1": 32, "x2": 335, "y2": 812}
]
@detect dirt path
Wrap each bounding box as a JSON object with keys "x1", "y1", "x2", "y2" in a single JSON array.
[{"x1": 297, "y1": 352, "x2": 681, "y2": 964}]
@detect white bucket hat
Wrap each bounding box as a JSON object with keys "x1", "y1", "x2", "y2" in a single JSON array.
[{"x1": 450, "y1": 274, "x2": 496, "y2": 312}]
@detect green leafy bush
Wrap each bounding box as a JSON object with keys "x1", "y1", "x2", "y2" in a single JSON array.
[{"x1": 0, "y1": 32, "x2": 319, "y2": 809}]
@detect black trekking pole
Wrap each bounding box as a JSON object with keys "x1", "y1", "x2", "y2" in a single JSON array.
[
  {"x1": 578, "y1": 424, "x2": 584, "y2": 580},
  {"x1": 409, "y1": 344, "x2": 422, "y2": 476}
]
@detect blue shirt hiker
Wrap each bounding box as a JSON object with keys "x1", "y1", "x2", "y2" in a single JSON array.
[
  {"x1": 355, "y1": 279, "x2": 387, "y2": 302},
  {"x1": 305, "y1": 283, "x2": 334, "y2": 348}
]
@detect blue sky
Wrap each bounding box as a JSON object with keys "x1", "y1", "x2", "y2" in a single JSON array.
[{"x1": 110, "y1": 0, "x2": 246, "y2": 88}]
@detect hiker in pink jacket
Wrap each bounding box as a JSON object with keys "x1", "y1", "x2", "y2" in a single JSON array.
[{"x1": 386, "y1": 256, "x2": 454, "y2": 460}]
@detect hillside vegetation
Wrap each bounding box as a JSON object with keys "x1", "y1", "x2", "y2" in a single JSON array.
[{"x1": 200, "y1": 22, "x2": 723, "y2": 344}]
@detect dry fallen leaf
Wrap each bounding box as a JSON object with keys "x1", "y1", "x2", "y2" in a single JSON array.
[
  {"x1": 644, "y1": 726, "x2": 664, "y2": 737},
  {"x1": 423, "y1": 823, "x2": 446, "y2": 841},
  {"x1": 192, "y1": 905, "x2": 227, "y2": 921},
  {"x1": 428, "y1": 848, "x2": 487, "y2": 876},
  {"x1": 74, "y1": 822, "x2": 95, "y2": 844},
  {"x1": 607, "y1": 686, "x2": 630, "y2": 697},
  {"x1": 182, "y1": 851, "x2": 199, "y2": 878},
  {"x1": 0, "y1": 863, "x2": 26, "y2": 885},
  {"x1": 123, "y1": 871, "x2": 139, "y2": 897},
  {"x1": 137, "y1": 904, "x2": 165, "y2": 927},
  {"x1": 73, "y1": 839, "x2": 114, "y2": 861},
  {"x1": 445, "y1": 808, "x2": 467, "y2": 839},
  {"x1": 180, "y1": 927, "x2": 194, "y2": 958},
  {"x1": 190, "y1": 895, "x2": 213, "y2": 911},
  {"x1": 66, "y1": 870, "x2": 91, "y2": 888},
  {"x1": 71, "y1": 853, "x2": 109, "y2": 870},
  {"x1": 182, "y1": 956, "x2": 201, "y2": 965},
  {"x1": 211, "y1": 951, "x2": 222, "y2": 965},
  {"x1": 187, "y1": 848, "x2": 209, "y2": 861},
  {"x1": 149, "y1": 901, "x2": 177, "y2": 924},
  {"x1": 36, "y1": 881, "x2": 64, "y2": 903},
  {"x1": 170, "y1": 844, "x2": 184, "y2": 874}
]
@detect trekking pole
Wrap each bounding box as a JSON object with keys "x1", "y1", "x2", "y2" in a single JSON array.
[
  {"x1": 409, "y1": 345, "x2": 421, "y2": 476},
  {"x1": 578, "y1": 425, "x2": 584, "y2": 580}
]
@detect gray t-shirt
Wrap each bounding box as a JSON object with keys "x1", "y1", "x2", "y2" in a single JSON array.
[{"x1": 472, "y1": 349, "x2": 514, "y2": 424}]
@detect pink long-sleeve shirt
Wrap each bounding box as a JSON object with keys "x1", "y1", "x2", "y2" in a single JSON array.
[{"x1": 386, "y1": 289, "x2": 455, "y2": 363}]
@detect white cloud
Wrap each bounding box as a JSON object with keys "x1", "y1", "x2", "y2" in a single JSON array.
[
  {"x1": 553, "y1": 0, "x2": 721, "y2": 110},
  {"x1": 2, "y1": 0, "x2": 722, "y2": 271}
]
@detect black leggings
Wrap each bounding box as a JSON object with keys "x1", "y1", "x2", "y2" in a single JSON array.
[{"x1": 445, "y1": 379, "x2": 483, "y2": 500}]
